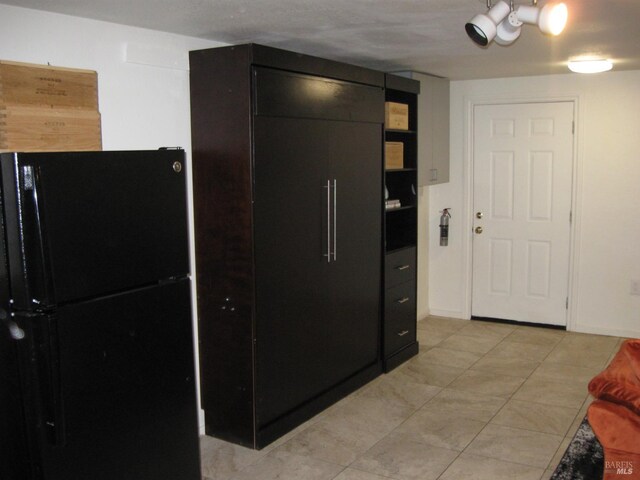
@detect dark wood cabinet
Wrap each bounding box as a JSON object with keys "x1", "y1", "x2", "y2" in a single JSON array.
[
  {"x1": 383, "y1": 74, "x2": 420, "y2": 371},
  {"x1": 190, "y1": 44, "x2": 384, "y2": 448}
]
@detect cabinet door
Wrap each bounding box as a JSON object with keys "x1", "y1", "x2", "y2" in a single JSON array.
[
  {"x1": 328, "y1": 122, "x2": 382, "y2": 375},
  {"x1": 253, "y1": 117, "x2": 332, "y2": 427}
]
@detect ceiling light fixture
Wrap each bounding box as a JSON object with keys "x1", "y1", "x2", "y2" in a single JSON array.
[
  {"x1": 465, "y1": 0, "x2": 511, "y2": 46},
  {"x1": 567, "y1": 59, "x2": 613, "y2": 74},
  {"x1": 466, "y1": 0, "x2": 568, "y2": 47}
]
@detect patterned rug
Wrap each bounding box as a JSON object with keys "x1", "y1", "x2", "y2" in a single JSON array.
[{"x1": 551, "y1": 416, "x2": 604, "y2": 480}]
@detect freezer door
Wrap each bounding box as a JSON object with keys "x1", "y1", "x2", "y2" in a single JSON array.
[
  {"x1": 0, "y1": 150, "x2": 189, "y2": 310},
  {"x1": 16, "y1": 280, "x2": 200, "y2": 480}
]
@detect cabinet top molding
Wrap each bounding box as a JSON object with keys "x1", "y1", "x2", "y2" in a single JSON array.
[
  {"x1": 190, "y1": 43, "x2": 385, "y2": 88},
  {"x1": 385, "y1": 73, "x2": 421, "y2": 95}
]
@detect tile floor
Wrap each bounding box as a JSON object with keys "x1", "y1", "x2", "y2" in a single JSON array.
[{"x1": 200, "y1": 316, "x2": 626, "y2": 480}]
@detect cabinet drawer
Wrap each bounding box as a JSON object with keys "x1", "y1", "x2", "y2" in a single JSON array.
[
  {"x1": 385, "y1": 247, "x2": 416, "y2": 289},
  {"x1": 253, "y1": 67, "x2": 383, "y2": 123},
  {"x1": 384, "y1": 281, "x2": 416, "y2": 355}
]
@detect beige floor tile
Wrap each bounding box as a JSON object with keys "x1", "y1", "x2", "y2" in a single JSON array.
[
  {"x1": 566, "y1": 396, "x2": 593, "y2": 437},
  {"x1": 544, "y1": 344, "x2": 611, "y2": 369},
  {"x1": 513, "y1": 376, "x2": 588, "y2": 408},
  {"x1": 416, "y1": 328, "x2": 451, "y2": 347},
  {"x1": 200, "y1": 451, "x2": 250, "y2": 480},
  {"x1": 200, "y1": 435, "x2": 267, "y2": 467},
  {"x1": 323, "y1": 395, "x2": 415, "y2": 436},
  {"x1": 531, "y1": 361, "x2": 601, "y2": 384},
  {"x1": 503, "y1": 326, "x2": 565, "y2": 346},
  {"x1": 437, "y1": 334, "x2": 502, "y2": 354},
  {"x1": 393, "y1": 408, "x2": 487, "y2": 451},
  {"x1": 275, "y1": 419, "x2": 383, "y2": 466},
  {"x1": 465, "y1": 424, "x2": 563, "y2": 469},
  {"x1": 332, "y1": 468, "x2": 396, "y2": 480},
  {"x1": 547, "y1": 436, "x2": 572, "y2": 471},
  {"x1": 540, "y1": 467, "x2": 556, "y2": 480},
  {"x1": 490, "y1": 399, "x2": 578, "y2": 436},
  {"x1": 448, "y1": 369, "x2": 526, "y2": 398},
  {"x1": 456, "y1": 321, "x2": 516, "y2": 340},
  {"x1": 438, "y1": 453, "x2": 545, "y2": 480},
  {"x1": 399, "y1": 358, "x2": 466, "y2": 387},
  {"x1": 261, "y1": 415, "x2": 326, "y2": 452},
  {"x1": 420, "y1": 388, "x2": 507, "y2": 422},
  {"x1": 486, "y1": 341, "x2": 555, "y2": 362},
  {"x1": 560, "y1": 332, "x2": 620, "y2": 352},
  {"x1": 231, "y1": 450, "x2": 343, "y2": 480},
  {"x1": 418, "y1": 316, "x2": 469, "y2": 332},
  {"x1": 352, "y1": 434, "x2": 459, "y2": 480},
  {"x1": 355, "y1": 373, "x2": 441, "y2": 410},
  {"x1": 416, "y1": 347, "x2": 482, "y2": 369},
  {"x1": 470, "y1": 355, "x2": 540, "y2": 378}
]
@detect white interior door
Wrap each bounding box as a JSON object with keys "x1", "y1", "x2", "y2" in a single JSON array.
[{"x1": 472, "y1": 102, "x2": 574, "y2": 326}]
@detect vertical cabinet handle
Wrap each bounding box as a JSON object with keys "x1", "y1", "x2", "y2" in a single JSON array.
[
  {"x1": 333, "y1": 179, "x2": 337, "y2": 261},
  {"x1": 324, "y1": 180, "x2": 331, "y2": 263}
]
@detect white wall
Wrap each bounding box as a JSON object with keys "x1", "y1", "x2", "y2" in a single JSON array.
[
  {"x1": 428, "y1": 70, "x2": 640, "y2": 339},
  {"x1": 0, "y1": 3, "x2": 224, "y2": 430}
]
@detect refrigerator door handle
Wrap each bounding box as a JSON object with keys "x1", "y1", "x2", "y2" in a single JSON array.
[{"x1": 18, "y1": 164, "x2": 55, "y2": 307}]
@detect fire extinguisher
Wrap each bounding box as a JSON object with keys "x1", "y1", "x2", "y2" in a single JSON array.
[{"x1": 440, "y1": 208, "x2": 451, "y2": 246}]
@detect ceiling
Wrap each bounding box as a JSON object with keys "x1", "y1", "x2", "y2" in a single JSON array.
[{"x1": 3, "y1": 0, "x2": 639, "y2": 79}]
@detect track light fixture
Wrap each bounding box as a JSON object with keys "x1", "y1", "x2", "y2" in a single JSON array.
[{"x1": 466, "y1": 0, "x2": 568, "y2": 47}]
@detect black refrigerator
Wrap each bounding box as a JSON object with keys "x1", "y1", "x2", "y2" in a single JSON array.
[{"x1": 0, "y1": 150, "x2": 201, "y2": 480}]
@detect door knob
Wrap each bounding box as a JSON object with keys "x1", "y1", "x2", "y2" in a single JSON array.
[
  {"x1": 475, "y1": 226, "x2": 483, "y2": 234},
  {"x1": 476, "y1": 211, "x2": 483, "y2": 219}
]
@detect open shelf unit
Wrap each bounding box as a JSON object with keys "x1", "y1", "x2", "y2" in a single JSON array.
[{"x1": 383, "y1": 74, "x2": 420, "y2": 371}]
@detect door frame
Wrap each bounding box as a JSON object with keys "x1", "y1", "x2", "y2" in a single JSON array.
[{"x1": 461, "y1": 93, "x2": 582, "y2": 331}]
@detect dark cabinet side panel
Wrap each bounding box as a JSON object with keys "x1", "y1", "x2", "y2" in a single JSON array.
[{"x1": 189, "y1": 47, "x2": 256, "y2": 445}]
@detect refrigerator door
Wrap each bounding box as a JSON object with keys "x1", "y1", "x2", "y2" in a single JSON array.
[
  {"x1": 16, "y1": 279, "x2": 200, "y2": 480},
  {"x1": 0, "y1": 150, "x2": 189, "y2": 310},
  {"x1": 1, "y1": 180, "x2": 32, "y2": 480}
]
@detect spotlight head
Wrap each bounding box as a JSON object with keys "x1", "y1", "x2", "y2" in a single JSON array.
[
  {"x1": 538, "y1": 2, "x2": 568, "y2": 35},
  {"x1": 465, "y1": 0, "x2": 511, "y2": 46},
  {"x1": 465, "y1": 14, "x2": 496, "y2": 46},
  {"x1": 515, "y1": 2, "x2": 568, "y2": 36}
]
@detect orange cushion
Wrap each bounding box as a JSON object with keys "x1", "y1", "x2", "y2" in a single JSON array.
[
  {"x1": 588, "y1": 400, "x2": 640, "y2": 480},
  {"x1": 589, "y1": 340, "x2": 640, "y2": 416},
  {"x1": 625, "y1": 340, "x2": 640, "y2": 379}
]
